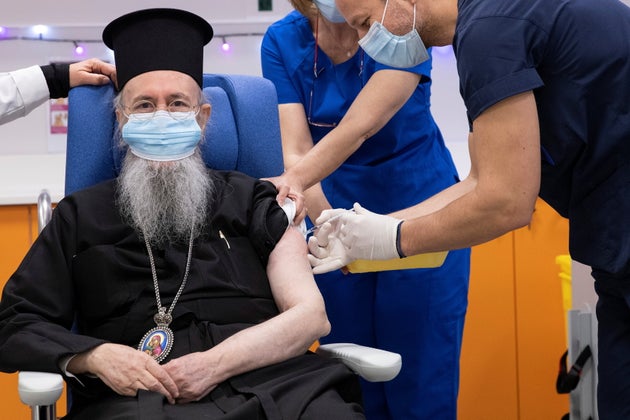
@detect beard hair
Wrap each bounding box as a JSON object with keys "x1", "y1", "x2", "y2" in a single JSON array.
[{"x1": 117, "y1": 151, "x2": 214, "y2": 248}]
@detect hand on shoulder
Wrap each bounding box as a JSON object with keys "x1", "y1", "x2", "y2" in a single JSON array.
[{"x1": 69, "y1": 58, "x2": 117, "y2": 89}]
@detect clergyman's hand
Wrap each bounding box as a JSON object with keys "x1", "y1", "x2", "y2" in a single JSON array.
[
  {"x1": 67, "y1": 343, "x2": 179, "y2": 404},
  {"x1": 163, "y1": 352, "x2": 219, "y2": 403}
]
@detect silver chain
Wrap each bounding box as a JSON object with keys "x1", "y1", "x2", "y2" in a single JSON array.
[{"x1": 143, "y1": 228, "x2": 195, "y2": 326}]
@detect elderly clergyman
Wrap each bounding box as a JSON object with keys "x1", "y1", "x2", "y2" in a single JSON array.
[{"x1": 0, "y1": 8, "x2": 364, "y2": 419}]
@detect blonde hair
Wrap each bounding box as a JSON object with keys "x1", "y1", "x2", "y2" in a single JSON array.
[{"x1": 290, "y1": 0, "x2": 317, "y2": 18}]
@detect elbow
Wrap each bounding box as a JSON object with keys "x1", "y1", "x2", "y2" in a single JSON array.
[
  {"x1": 462, "y1": 162, "x2": 540, "y2": 240},
  {"x1": 296, "y1": 303, "x2": 330, "y2": 351},
  {"x1": 494, "y1": 195, "x2": 536, "y2": 232},
  {"x1": 512, "y1": 205, "x2": 535, "y2": 229},
  {"x1": 501, "y1": 208, "x2": 534, "y2": 233},
  {"x1": 308, "y1": 302, "x2": 331, "y2": 339},
  {"x1": 322, "y1": 317, "x2": 332, "y2": 338},
  {"x1": 474, "y1": 179, "x2": 537, "y2": 234},
  {"x1": 315, "y1": 306, "x2": 331, "y2": 338}
]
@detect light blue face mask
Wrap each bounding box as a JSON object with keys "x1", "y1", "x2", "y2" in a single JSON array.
[
  {"x1": 313, "y1": 0, "x2": 346, "y2": 23},
  {"x1": 358, "y1": 0, "x2": 429, "y2": 68},
  {"x1": 122, "y1": 110, "x2": 202, "y2": 161}
]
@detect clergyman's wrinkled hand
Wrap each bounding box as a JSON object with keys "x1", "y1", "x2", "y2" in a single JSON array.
[{"x1": 67, "y1": 343, "x2": 179, "y2": 404}]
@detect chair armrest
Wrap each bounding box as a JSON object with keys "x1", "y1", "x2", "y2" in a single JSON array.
[
  {"x1": 316, "y1": 343, "x2": 402, "y2": 382},
  {"x1": 18, "y1": 371, "x2": 63, "y2": 407},
  {"x1": 37, "y1": 189, "x2": 52, "y2": 234}
]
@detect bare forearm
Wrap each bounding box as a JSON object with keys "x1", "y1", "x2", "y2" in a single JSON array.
[
  {"x1": 287, "y1": 126, "x2": 363, "y2": 191},
  {"x1": 390, "y1": 178, "x2": 475, "y2": 220},
  {"x1": 201, "y1": 304, "x2": 327, "y2": 383},
  {"x1": 399, "y1": 180, "x2": 536, "y2": 255},
  {"x1": 304, "y1": 183, "x2": 332, "y2": 221}
]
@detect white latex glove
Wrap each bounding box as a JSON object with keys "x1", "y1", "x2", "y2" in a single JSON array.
[
  {"x1": 314, "y1": 207, "x2": 352, "y2": 226},
  {"x1": 308, "y1": 203, "x2": 402, "y2": 274},
  {"x1": 339, "y1": 202, "x2": 402, "y2": 261},
  {"x1": 307, "y1": 221, "x2": 351, "y2": 274}
]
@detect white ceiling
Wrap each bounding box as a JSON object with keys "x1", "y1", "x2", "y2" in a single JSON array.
[
  {"x1": 2, "y1": 0, "x2": 294, "y2": 34},
  {"x1": 3, "y1": 0, "x2": 628, "y2": 44},
  {"x1": 3, "y1": 0, "x2": 628, "y2": 31}
]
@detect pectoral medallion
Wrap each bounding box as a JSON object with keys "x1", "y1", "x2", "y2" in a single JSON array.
[{"x1": 137, "y1": 308, "x2": 174, "y2": 363}]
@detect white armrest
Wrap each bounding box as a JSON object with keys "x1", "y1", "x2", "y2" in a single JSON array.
[
  {"x1": 316, "y1": 343, "x2": 402, "y2": 382},
  {"x1": 18, "y1": 371, "x2": 63, "y2": 407}
]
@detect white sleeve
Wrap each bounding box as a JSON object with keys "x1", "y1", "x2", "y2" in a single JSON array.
[
  {"x1": 0, "y1": 65, "x2": 50, "y2": 126},
  {"x1": 58, "y1": 354, "x2": 77, "y2": 377},
  {"x1": 58, "y1": 354, "x2": 89, "y2": 385}
]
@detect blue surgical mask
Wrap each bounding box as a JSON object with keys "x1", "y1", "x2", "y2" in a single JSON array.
[
  {"x1": 358, "y1": 0, "x2": 429, "y2": 68},
  {"x1": 122, "y1": 110, "x2": 202, "y2": 161},
  {"x1": 313, "y1": 0, "x2": 346, "y2": 23}
]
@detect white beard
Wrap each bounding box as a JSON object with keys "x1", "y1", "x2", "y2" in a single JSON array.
[{"x1": 117, "y1": 151, "x2": 214, "y2": 248}]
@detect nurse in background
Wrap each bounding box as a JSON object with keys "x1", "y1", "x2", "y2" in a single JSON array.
[
  {"x1": 261, "y1": 1, "x2": 470, "y2": 418},
  {"x1": 0, "y1": 58, "x2": 116, "y2": 126}
]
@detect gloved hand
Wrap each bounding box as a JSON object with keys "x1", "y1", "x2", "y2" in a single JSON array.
[
  {"x1": 314, "y1": 207, "x2": 351, "y2": 226},
  {"x1": 308, "y1": 203, "x2": 403, "y2": 274},
  {"x1": 339, "y1": 202, "x2": 403, "y2": 261},
  {"x1": 307, "y1": 221, "x2": 351, "y2": 274}
]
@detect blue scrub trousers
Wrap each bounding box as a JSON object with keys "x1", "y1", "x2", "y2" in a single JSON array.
[{"x1": 316, "y1": 248, "x2": 470, "y2": 420}]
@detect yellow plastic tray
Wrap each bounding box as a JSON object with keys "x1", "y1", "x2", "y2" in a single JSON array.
[{"x1": 347, "y1": 251, "x2": 449, "y2": 273}]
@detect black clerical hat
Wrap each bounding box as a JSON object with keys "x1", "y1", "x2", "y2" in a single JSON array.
[{"x1": 102, "y1": 8, "x2": 213, "y2": 90}]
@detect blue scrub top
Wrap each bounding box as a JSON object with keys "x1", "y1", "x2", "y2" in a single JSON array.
[
  {"x1": 262, "y1": 11, "x2": 460, "y2": 214},
  {"x1": 454, "y1": 0, "x2": 630, "y2": 275}
]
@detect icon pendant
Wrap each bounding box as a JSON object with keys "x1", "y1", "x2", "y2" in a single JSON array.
[{"x1": 137, "y1": 325, "x2": 174, "y2": 363}]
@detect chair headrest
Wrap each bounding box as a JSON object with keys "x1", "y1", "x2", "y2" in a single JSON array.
[{"x1": 66, "y1": 74, "x2": 284, "y2": 196}]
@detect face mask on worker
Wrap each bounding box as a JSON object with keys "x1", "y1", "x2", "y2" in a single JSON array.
[
  {"x1": 358, "y1": 0, "x2": 429, "y2": 68},
  {"x1": 313, "y1": 0, "x2": 347, "y2": 23},
  {"x1": 122, "y1": 111, "x2": 202, "y2": 161}
]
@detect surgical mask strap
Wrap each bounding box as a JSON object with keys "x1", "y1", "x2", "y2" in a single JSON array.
[
  {"x1": 412, "y1": 3, "x2": 417, "y2": 32},
  {"x1": 381, "y1": 0, "x2": 389, "y2": 23},
  {"x1": 381, "y1": 0, "x2": 417, "y2": 32}
]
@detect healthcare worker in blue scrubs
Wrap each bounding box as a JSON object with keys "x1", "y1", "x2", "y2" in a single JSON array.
[
  {"x1": 309, "y1": 0, "x2": 630, "y2": 418},
  {"x1": 261, "y1": 1, "x2": 470, "y2": 418}
]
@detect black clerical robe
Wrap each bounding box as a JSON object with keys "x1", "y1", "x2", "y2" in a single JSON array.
[{"x1": 0, "y1": 170, "x2": 363, "y2": 419}]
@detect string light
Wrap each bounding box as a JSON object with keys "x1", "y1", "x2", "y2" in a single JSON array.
[
  {"x1": 214, "y1": 33, "x2": 266, "y2": 53},
  {"x1": 72, "y1": 41, "x2": 85, "y2": 56},
  {"x1": 32, "y1": 25, "x2": 48, "y2": 39},
  {"x1": 0, "y1": 26, "x2": 265, "y2": 55},
  {"x1": 221, "y1": 36, "x2": 231, "y2": 52}
]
